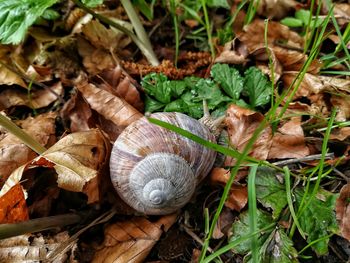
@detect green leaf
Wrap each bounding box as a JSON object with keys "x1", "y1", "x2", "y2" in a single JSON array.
[
  {"x1": 255, "y1": 167, "x2": 288, "y2": 219},
  {"x1": 194, "y1": 78, "x2": 230, "y2": 109},
  {"x1": 141, "y1": 73, "x2": 172, "y2": 104},
  {"x1": 0, "y1": 0, "x2": 58, "y2": 44},
  {"x1": 244, "y1": 67, "x2": 271, "y2": 108},
  {"x1": 181, "y1": 92, "x2": 203, "y2": 118},
  {"x1": 295, "y1": 9, "x2": 311, "y2": 26},
  {"x1": 164, "y1": 99, "x2": 187, "y2": 113},
  {"x1": 295, "y1": 187, "x2": 339, "y2": 255},
  {"x1": 230, "y1": 209, "x2": 274, "y2": 254},
  {"x1": 207, "y1": 0, "x2": 230, "y2": 9},
  {"x1": 81, "y1": 0, "x2": 104, "y2": 8},
  {"x1": 41, "y1": 8, "x2": 60, "y2": 20},
  {"x1": 133, "y1": 0, "x2": 155, "y2": 21},
  {"x1": 280, "y1": 17, "x2": 304, "y2": 27},
  {"x1": 259, "y1": 229, "x2": 298, "y2": 263},
  {"x1": 145, "y1": 95, "x2": 165, "y2": 112},
  {"x1": 211, "y1": 63, "x2": 244, "y2": 101},
  {"x1": 168, "y1": 80, "x2": 188, "y2": 98}
]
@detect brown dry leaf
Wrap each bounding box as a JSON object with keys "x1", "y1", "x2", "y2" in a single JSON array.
[
  {"x1": 0, "y1": 112, "x2": 57, "y2": 186},
  {"x1": 257, "y1": 0, "x2": 298, "y2": 19},
  {"x1": 210, "y1": 168, "x2": 248, "y2": 211},
  {"x1": 213, "y1": 208, "x2": 235, "y2": 239},
  {"x1": 78, "y1": 36, "x2": 116, "y2": 75},
  {"x1": 92, "y1": 214, "x2": 177, "y2": 263},
  {"x1": 0, "y1": 82, "x2": 63, "y2": 110},
  {"x1": 336, "y1": 184, "x2": 350, "y2": 241},
  {"x1": 330, "y1": 95, "x2": 350, "y2": 121},
  {"x1": 0, "y1": 232, "x2": 75, "y2": 262},
  {"x1": 268, "y1": 117, "x2": 309, "y2": 159},
  {"x1": 214, "y1": 38, "x2": 249, "y2": 65},
  {"x1": 225, "y1": 104, "x2": 273, "y2": 161},
  {"x1": 0, "y1": 129, "x2": 110, "y2": 204},
  {"x1": 330, "y1": 127, "x2": 350, "y2": 141},
  {"x1": 0, "y1": 184, "x2": 28, "y2": 224},
  {"x1": 239, "y1": 19, "x2": 304, "y2": 51},
  {"x1": 61, "y1": 91, "x2": 94, "y2": 132},
  {"x1": 283, "y1": 72, "x2": 350, "y2": 100},
  {"x1": 98, "y1": 65, "x2": 144, "y2": 111},
  {"x1": 75, "y1": 80, "x2": 143, "y2": 134},
  {"x1": 0, "y1": 45, "x2": 26, "y2": 88},
  {"x1": 334, "y1": 3, "x2": 350, "y2": 26}
]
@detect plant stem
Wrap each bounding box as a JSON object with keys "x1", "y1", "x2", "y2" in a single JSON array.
[
  {"x1": 72, "y1": 0, "x2": 159, "y2": 66},
  {"x1": 201, "y1": 0, "x2": 215, "y2": 58},
  {"x1": 0, "y1": 114, "x2": 46, "y2": 154},
  {"x1": 0, "y1": 213, "x2": 83, "y2": 239},
  {"x1": 120, "y1": 0, "x2": 159, "y2": 66}
]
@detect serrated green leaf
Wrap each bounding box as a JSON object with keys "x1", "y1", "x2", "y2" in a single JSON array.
[
  {"x1": 194, "y1": 78, "x2": 230, "y2": 109},
  {"x1": 0, "y1": 0, "x2": 58, "y2": 44},
  {"x1": 211, "y1": 63, "x2": 244, "y2": 101},
  {"x1": 295, "y1": 9, "x2": 311, "y2": 26},
  {"x1": 181, "y1": 92, "x2": 203, "y2": 118},
  {"x1": 230, "y1": 209, "x2": 274, "y2": 254},
  {"x1": 168, "y1": 80, "x2": 188, "y2": 98},
  {"x1": 255, "y1": 167, "x2": 288, "y2": 219},
  {"x1": 244, "y1": 67, "x2": 271, "y2": 108},
  {"x1": 142, "y1": 73, "x2": 172, "y2": 104},
  {"x1": 259, "y1": 229, "x2": 298, "y2": 263},
  {"x1": 164, "y1": 99, "x2": 186, "y2": 113},
  {"x1": 145, "y1": 95, "x2": 165, "y2": 112},
  {"x1": 295, "y1": 187, "x2": 339, "y2": 255},
  {"x1": 81, "y1": 0, "x2": 104, "y2": 8},
  {"x1": 281, "y1": 17, "x2": 304, "y2": 27}
]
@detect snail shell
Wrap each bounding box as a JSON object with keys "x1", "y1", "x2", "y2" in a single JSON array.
[{"x1": 110, "y1": 112, "x2": 217, "y2": 215}]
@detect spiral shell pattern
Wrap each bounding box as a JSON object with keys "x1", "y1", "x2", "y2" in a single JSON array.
[{"x1": 110, "y1": 112, "x2": 217, "y2": 215}]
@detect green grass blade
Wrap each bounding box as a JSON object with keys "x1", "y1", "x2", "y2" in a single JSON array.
[{"x1": 248, "y1": 164, "x2": 259, "y2": 263}]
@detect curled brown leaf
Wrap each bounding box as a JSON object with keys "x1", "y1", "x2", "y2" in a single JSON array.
[{"x1": 336, "y1": 184, "x2": 350, "y2": 241}]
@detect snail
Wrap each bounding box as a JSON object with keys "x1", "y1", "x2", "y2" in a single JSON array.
[{"x1": 110, "y1": 106, "x2": 224, "y2": 215}]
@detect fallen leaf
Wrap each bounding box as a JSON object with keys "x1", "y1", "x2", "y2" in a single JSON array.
[
  {"x1": 334, "y1": 3, "x2": 350, "y2": 26},
  {"x1": 336, "y1": 183, "x2": 350, "y2": 241},
  {"x1": 0, "y1": 82, "x2": 63, "y2": 110},
  {"x1": 0, "y1": 129, "x2": 110, "y2": 204},
  {"x1": 330, "y1": 127, "x2": 350, "y2": 141},
  {"x1": 92, "y1": 214, "x2": 177, "y2": 263},
  {"x1": 330, "y1": 95, "x2": 350, "y2": 122},
  {"x1": 0, "y1": 45, "x2": 26, "y2": 88},
  {"x1": 213, "y1": 208, "x2": 235, "y2": 239},
  {"x1": 0, "y1": 112, "x2": 56, "y2": 186},
  {"x1": 0, "y1": 184, "x2": 28, "y2": 224},
  {"x1": 225, "y1": 104, "x2": 273, "y2": 162},
  {"x1": 257, "y1": 0, "x2": 298, "y2": 19},
  {"x1": 98, "y1": 65, "x2": 144, "y2": 111},
  {"x1": 0, "y1": 232, "x2": 74, "y2": 262},
  {"x1": 210, "y1": 168, "x2": 248, "y2": 211},
  {"x1": 268, "y1": 117, "x2": 309, "y2": 159},
  {"x1": 214, "y1": 38, "x2": 249, "y2": 65},
  {"x1": 75, "y1": 79, "x2": 143, "y2": 133}
]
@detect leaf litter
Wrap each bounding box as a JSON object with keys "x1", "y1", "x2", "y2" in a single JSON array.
[{"x1": 0, "y1": 0, "x2": 349, "y2": 262}]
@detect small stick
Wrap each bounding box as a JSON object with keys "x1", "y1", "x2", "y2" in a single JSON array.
[
  {"x1": 272, "y1": 153, "x2": 334, "y2": 166},
  {"x1": 0, "y1": 213, "x2": 84, "y2": 240}
]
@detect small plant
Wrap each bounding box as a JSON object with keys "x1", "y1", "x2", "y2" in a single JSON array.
[{"x1": 281, "y1": 9, "x2": 324, "y2": 33}]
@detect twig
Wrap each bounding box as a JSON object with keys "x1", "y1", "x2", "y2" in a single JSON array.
[
  {"x1": 0, "y1": 213, "x2": 84, "y2": 240},
  {"x1": 181, "y1": 224, "x2": 214, "y2": 253},
  {"x1": 272, "y1": 153, "x2": 334, "y2": 166}
]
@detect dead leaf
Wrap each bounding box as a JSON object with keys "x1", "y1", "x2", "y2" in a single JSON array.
[
  {"x1": 268, "y1": 117, "x2": 309, "y2": 159},
  {"x1": 0, "y1": 45, "x2": 26, "y2": 88},
  {"x1": 75, "y1": 80, "x2": 143, "y2": 134},
  {"x1": 0, "y1": 232, "x2": 74, "y2": 262},
  {"x1": 61, "y1": 91, "x2": 94, "y2": 132},
  {"x1": 225, "y1": 104, "x2": 273, "y2": 162},
  {"x1": 92, "y1": 214, "x2": 177, "y2": 263},
  {"x1": 98, "y1": 65, "x2": 144, "y2": 111},
  {"x1": 330, "y1": 95, "x2": 350, "y2": 122},
  {"x1": 214, "y1": 38, "x2": 249, "y2": 65},
  {"x1": 0, "y1": 112, "x2": 56, "y2": 186},
  {"x1": 330, "y1": 127, "x2": 350, "y2": 141},
  {"x1": 0, "y1": 82, "x2": 63, "y2": 110},
  {"x1": 0, "y1": 184, "x2": 28, "y2": 224},
  {"x1": 334, "y1": 3, "x2": 350, "y2": 26},
  {"x1": 210, "y1": 168, "x2": 248, "y2": 211},
  {"x1": 257, "y1": 0, "x2": 298, "y2": 19},
  {"x1": 0, "y1": 129, "x2": 110, "y2": 204},
  {"x1": 213, "y1": 208, "x2": 235, "y2": 239},
  {"x1": 336, "y1": 183, "x2": 350, "y2": 241}
]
